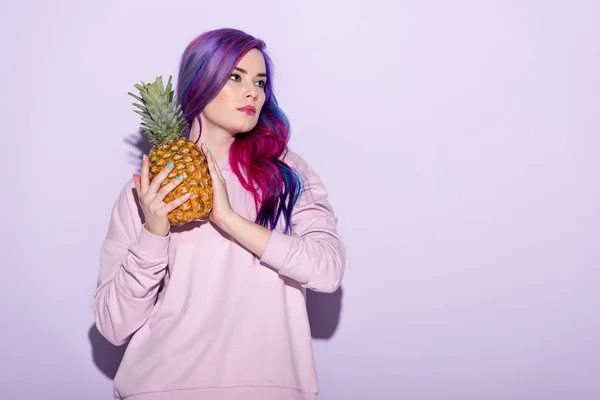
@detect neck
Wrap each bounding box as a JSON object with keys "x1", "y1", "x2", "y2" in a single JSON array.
[
  {"x1": 201, "y1": 129, "x2": 234, "y2": 161},
  {"x1": 189, "y1": 115, "x2": 235, "y2": 161}
]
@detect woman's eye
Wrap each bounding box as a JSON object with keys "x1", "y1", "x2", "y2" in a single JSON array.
[
  {"x1": 230, "y1": 74, "x2": 241, "y2": 81},
  {"x1": 256, "y1": 80, "x2": 266, "y2": 88}
]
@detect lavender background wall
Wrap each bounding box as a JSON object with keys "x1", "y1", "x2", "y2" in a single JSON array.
[{"x1": 2, "y1": 0, "x2": 599, "y2": 399}]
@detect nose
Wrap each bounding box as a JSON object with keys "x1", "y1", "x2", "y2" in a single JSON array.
[{"x1": 244, "y1": 84, "x2": 258, "y2": 102}]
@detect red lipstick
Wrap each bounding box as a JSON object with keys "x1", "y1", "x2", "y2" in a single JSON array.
[{"x1": 237, "y1": 105, "x2": 256, "y2": 115}]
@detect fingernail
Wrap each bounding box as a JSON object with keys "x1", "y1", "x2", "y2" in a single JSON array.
[
  {"x1": 208, "y1": 150, "x2": 212, "y2": 156},
  {"x1": 177, "y1": 174, "x2": 184, "y2": 181},
  {"x1": 142, "y1": 154, "x2": 147, "y2": 160},
  {"x1": 168, "y1": 162, "x2": 174, "y2": 168},
  {"x1": 184, "y1": 193, "x2": 191, "y2": 199}
]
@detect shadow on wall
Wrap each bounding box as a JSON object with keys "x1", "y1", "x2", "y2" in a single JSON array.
[
  {"x1": 124, "y1": 129, "x2": 152, "y2": 169},
  {"x1": 88, "y1": 287, "x2": 343, "y2": 379},
  {"x1": 306, "y1": 286, "x2": 344, "y2": 340},
  {"x1": 88, "y1": 325, "x2": 127, "y2": 379}
]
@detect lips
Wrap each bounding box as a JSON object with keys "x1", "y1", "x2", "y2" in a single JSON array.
[{"x1": 237, "y1": 105, "x2": 256, "y2": 115}]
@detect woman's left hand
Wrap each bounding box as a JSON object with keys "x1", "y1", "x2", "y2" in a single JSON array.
[{"x1": 201, "y1": 143, "x2": 237, "y2": 229}]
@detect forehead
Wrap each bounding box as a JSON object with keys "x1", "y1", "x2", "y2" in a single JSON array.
[{"x1": 236, "y1": 48, "x2": 266, "y2": 72}]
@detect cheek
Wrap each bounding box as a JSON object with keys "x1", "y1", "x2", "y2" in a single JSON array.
[
  {"x1": 212, "y1": 86, "x2": 234, "y2": 108},
  {"x1": 204, "y1": 89, "x2": 234, "y2": 120},
  {"x1": 257, "y1": 96, "x2": 267, "y2": 113}
]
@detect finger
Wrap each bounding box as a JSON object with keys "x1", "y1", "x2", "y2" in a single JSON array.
[
  {"x1": 211, "y1": 154, "x2": 225, "y2": 185},
  {"x1": 151, "y1": 174, "x2": 184, "y2": 206},
  {"x1": 206, "y1": 151, "x2": 221, "y2": 187},
  {"x1": 200, "y1": 142, "x2": 208, "y2": 156},
  {"x1": 141, "y1": 155, "x2": 149, "y2": 194},
  {"x1": 203, "y1": 149, "x2": 223, "y2": 183},
  {"x1": 164, "y1": 192, "x2": 191, "y2": 213},
  {"x1": 133, "y1": 174, "x2": 141, "y2": 194},
  {"x1": 200, "y1": 144, "x2": 225, "y2": 185},
  {"x1": 210, "y1": 151, "x2": 225, "y2": 182},
  {"x1": 148, "y1": 161, "x2": 176, "y2": 195}
]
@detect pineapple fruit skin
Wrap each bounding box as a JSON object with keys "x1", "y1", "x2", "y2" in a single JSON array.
[{"x1": 148, "y1": 137, "x2": 213, "y2": 226}]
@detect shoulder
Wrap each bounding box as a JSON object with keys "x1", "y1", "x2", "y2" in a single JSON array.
[
  {"x1": 281, "y1": 148, "x2": 318, "y2": 181},
  {"x1": 102, "y1": 177, "x2": 146, "y2": 240},
  {"x1": 115, "y1": 178, "x2": 138, "y2": 207},
  {"x1": 281, "y1": 148, "x2": 331, "y2": 202},
  {"x1": 110, "y1": 178, "x2": 143, "y2": 226}
]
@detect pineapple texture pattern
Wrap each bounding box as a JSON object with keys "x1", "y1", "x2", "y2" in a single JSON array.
[{"x1": 148, "y1": 138, "x2": 213, "y2": 225}]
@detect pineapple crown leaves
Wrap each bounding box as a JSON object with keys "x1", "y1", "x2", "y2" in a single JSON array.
[{"x1": 128, "y1": 75, "x2": 188, "y2": 146}]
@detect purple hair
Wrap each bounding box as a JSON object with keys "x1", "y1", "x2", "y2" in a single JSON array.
[{"x1": 176, "y1": 28, "x2": 303, "y2": 233}]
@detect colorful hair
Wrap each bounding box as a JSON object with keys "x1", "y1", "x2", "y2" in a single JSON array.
[{"x1": 176, "y1": 28, "x2": 303, "y2": 233}]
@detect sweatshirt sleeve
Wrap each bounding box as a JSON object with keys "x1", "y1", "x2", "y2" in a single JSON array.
[
  {"x1": 259, "y1": 154, "x2": 346, "y2": 293},
  {"x1": 92, "y1": 180, "x2": 170, "y2": 346}
]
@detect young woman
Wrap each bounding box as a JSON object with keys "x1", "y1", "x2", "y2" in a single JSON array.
[{"x1": 93, "y1": 28, "x2": 346, "y2": 400}]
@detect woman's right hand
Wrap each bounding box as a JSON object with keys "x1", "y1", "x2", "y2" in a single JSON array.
[{"x1": 133, "y1": 155, "x2": 190, "y2": 237}]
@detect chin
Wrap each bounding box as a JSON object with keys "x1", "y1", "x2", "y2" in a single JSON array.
[{"x1": 232, "y1": 121, "x2": 259, "y2": 134}]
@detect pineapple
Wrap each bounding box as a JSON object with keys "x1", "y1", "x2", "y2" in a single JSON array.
[{"x1": 128, "y1": 75, "x2": 213, "y2": 226}]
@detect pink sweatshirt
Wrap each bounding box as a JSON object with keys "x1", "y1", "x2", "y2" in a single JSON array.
[{"x1": 92, "y1": 151, "x2": 346, "y2": 400}]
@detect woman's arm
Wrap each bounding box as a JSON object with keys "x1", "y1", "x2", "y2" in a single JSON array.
[
  {"x1": 92, "y1": 181, "x2": 169, "y2": 345},
  {"x1": 205, "y1": 147, "x2": 346, "y2": 293}
]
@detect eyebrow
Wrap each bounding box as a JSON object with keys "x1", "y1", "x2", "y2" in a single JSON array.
[{"x1": 234, "y1": 67, "x2": 267, "y2": 78}]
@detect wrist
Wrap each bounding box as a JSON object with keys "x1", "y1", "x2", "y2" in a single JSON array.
[
  {"x1": 219, "y1": 211, "x2": 242, "y2": 236},
  {"x1": 144, "y1": 223, "x2": 169, "y2": 237}
]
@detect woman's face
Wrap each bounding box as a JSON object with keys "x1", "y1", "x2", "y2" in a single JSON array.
[{"x1": 200, "y1": 48, "x2": 267, "y2": 135}]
